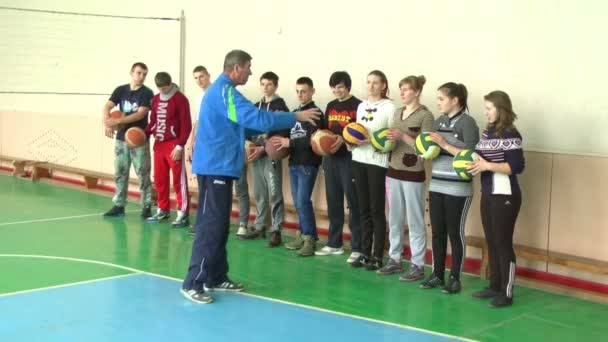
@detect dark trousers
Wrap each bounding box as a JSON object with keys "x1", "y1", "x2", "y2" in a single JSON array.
[
  {"x1": 289, "y1": 165, "x2": 319, "y2": 239},
  {"x1": 323, "y1": 156, "x2": 361, "y2": 251},
  {"x1": 183, "y1": 175, "x2": 234, "y2": 291},
  {"x1": 481, "y1": 193, "x2": 521, "y2": 299},
  {"x1": 429, "y1": 191, "x2": 472, "y2": 280},
  {"x1": 352, "y1": 160, "x2": 387, "y2": 259}
]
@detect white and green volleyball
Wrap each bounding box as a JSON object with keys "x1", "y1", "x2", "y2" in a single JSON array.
[
  {"x1": 414, "y1": 132, "x2": 440, "y2": 160},
  {"x1": 452, "y1": 149, "x2": 479, "y2": 180},
  {"x1": 371, "y1": 128, "x2": 396, "y2": 153}
]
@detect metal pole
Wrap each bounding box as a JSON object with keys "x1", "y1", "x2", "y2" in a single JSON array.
[{"x1": 179, "y1": 10, "x2": 186, "y2": 90}]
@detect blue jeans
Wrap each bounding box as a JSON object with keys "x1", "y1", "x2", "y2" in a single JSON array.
[{"x1": 289, "y1": 165, "x2": 319, "y2": 239}]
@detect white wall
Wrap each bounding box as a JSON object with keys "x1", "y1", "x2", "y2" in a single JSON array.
[{"x1": 1, "y1": 0, "x2": 607, "y2": 156}]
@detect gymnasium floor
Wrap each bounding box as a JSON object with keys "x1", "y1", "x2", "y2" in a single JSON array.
[{"x1": 0, "y1": 174, "x2": 606, "y2": 341}]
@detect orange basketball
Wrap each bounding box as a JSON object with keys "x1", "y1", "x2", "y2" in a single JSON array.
[
  {"x1": 264, "y1": 136, "x2": 289, "y2": 161},
  {"x1": 125, "y1": 127, "x2": 147, "y2": 148},
  {"x1": 110, "y1": 110, "x2": 125, "y2": 131},
  {"x1": 311, "y1": 129, "x2": 338, "y2": 156}
]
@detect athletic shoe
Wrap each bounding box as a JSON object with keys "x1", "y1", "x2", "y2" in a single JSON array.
[
  {"x1": 442, "y1": 275, "x2": 461, "y2": 294},
  {"x1": 315, "y1": 246, "x2": 345, "y2": 256},
  {"x1": 103, "y1": 205, "x2": 125, "y2": 217},
  {"x1": 141, "y1": 205, "x2": 152, "y2": 219},
  {"x1": 240, "y1": 229, "x2": 265, "y2": 240},
  {"x1": 147, "y1": 209, "x2": 170, "y2": 223},
  {"x1": 204, "y1": 280, "x2": 244, "y2": 292},
  {"x1": 489, "y1": 295, "x2": 513, "y2": 308},
  {"x1": 171, "y1": 211, "x2": 189, "y2": 228},
  {"x1": 377, "y1": 259, "x2": 403, "y2": 275},
  {"x1": 472, "y1": 287, "x2": 499, "y2": 300},
  {"x1": 346, "y1": 252, "x2": 362, "y2": 264},
  {"x1": 350, "y1": 255, "x2": 370, "y2": 268},
  {"x1": 181, "y1": 288, "x2": 213, "y2": 304},
  {"x1": 365, "y1": 257, "x2": 383, "y2": 271},
  {"x1": 399, "y1": 265, "x2": 425, "y2": 282},
  {"x1": 267, "y1": 231, "x2": 282, "y2": 247},
  {"x1": 284, "y1": 231, "x2": 304, "y2": 250},
  {"x1": 186, "y1": 226, "x2": 195, "y2": 235},
  {"x1": 420, "y1": 274, "x2": 445, "y2": 289},
  {"x1": 297, "y1": 235, "x2": 315, "y2": 257},
  {"x1": 236, "y1": 225, "x2": 249, "y2": 238}
]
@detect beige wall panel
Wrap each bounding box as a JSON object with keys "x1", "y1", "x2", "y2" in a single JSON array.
[{"x1": 549, "y1": 154, "x2": 608, "y2": 261}]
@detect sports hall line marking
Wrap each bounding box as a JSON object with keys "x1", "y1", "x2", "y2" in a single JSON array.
[
  {"x1": 0, "y1": 254, "x2": 475, "y2": 341},
  {"x1": 0, "y1": 273, "x2": 139, "y2": 298},
  {"x1": 0, "y1": 210, "x2": 140, "y2": 227}
]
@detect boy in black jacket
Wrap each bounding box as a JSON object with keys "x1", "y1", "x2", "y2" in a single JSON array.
[{"x1": 274, "y1": 77, "x2": 325, "y2": 256}]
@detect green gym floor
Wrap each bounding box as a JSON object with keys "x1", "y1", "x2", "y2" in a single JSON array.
[{"x1": 0, "y1": 174, "x2": 606, "y2": 341}]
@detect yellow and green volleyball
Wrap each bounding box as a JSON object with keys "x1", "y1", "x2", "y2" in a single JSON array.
[
  {"x1": 342, "y1": 122, "x2": 369, "y2": 145},
  {"x1": 414, "y1": 132, "x2": 440, "y2": 160},
  {"x1": 452, "y1": 149, "x2": 479, "y2": 180},
  {"x1": 371, "y1": 128, "x2": 396, "y2": 153}
]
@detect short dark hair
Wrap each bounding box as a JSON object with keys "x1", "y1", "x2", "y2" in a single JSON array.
[
  {"x1": 329, "y1": 71, "x2": 352, "y2": 90},
  {"x1": 154, "y1": 72, "x2": 172, "y2": 87},
  {"x1": 260, "y1": 71, "x2": 279, "y2": 86},
  {"x1": 296, "y1": 77, "x2": 314, "y2": 88},
  {"x1": 131, "y1": 62, "x2": 148, "y2": 71},
  {"x1": 223, "y1": 50, "x2": 252, "y2": 72},
  {"x1": 192, "y1": 65, "x2": 208, "y2": 74}
]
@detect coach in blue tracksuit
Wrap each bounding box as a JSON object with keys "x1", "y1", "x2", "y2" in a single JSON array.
[{"x1": 181, "y1": 50, "x2": 320, "y2": 304}]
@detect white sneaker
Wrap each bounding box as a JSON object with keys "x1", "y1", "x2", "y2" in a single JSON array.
[
  {"x1": 236, "y1": 225, "x2": 248, "y2": 237},
  {"x1": 347, "y1": 252, "x2": 362, "y2": 264},
  {"x1": 315, "y1": 246, "x2": 345, "y2": 256}
]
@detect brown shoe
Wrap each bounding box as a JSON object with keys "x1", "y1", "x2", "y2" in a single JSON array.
[
  {"x1": 241, "y1": 229, "x2": 265, "y2": 240},
  {"x1": 267, "y1": 231, "x2": 282, "y2": 247}
]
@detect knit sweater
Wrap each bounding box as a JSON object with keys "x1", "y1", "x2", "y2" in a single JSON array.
[
  {"x1": 475, "y1": 126, "x2": 525, "y2": 196},
  {"x1": 387, "y1": 105, "x2": 434, "y2": 182},
  {"x1": 351, "y1": 98, "x2": 395, "y2": 168},
  {"x1": 429, "y1": 111, "x2": 480, "y2": 197}
]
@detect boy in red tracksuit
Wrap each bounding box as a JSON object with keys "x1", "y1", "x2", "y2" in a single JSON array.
[{"x1": 145, "y1": 72, "x2": 192, "y2": 227}]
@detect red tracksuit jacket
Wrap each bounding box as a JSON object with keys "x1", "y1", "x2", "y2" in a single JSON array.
[{"x1": 146, "y1": 87, "x2": 192, "y2": 145}]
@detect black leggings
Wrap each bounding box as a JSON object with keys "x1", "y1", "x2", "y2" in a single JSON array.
[
  {"x1": 429, "y1": 191, "x2": 472, "y2": 280},
  {"x1": 352, "y1": 161, "x2": 387, "y2": 259},
  {"x1": 480, "y1": 193, "x2": 521, "y2": 298}
]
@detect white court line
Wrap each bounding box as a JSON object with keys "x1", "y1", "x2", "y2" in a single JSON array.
[
  {"x1": 0, "y1": 254, "x2": 475, "y2": 341},
  {"x1": 0, "y1": 273, "x2": 140, "y2": 298},
  {"x1": 0, "y1": 210, "x2": 140, "y2": 227}
]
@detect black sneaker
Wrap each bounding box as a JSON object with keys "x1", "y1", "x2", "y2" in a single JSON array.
[
  {"x1": 377, "y1": 259, "x2": 404, "y2": 275},
  {"x1": 181, "y1": 288, "x2": 213, "y2": 304},
  {"x1": 240, "y1": 229, "x2": 265, "y2": 240},
  {"x1": 489, "y1": 295, "x2": 513, "y2": 308},
  {"x1": 472, "y1": 287, "x2": 499, "y2": 300},
  {"x1": 141, "y1": 205, "x2": 152, "y2": 219},
  {"x1": 442, "y1": 275, "x2": 461, "y2": 294},
  {"x1": 204, "y1": 280, "x2": 244, "y2": 292},
  {"x1": 399, "y1": 265, "x2": 425, "y2": 282},
  {"x1": 103, "y1": 205, "x2": 125, "y2": 217},
  {"x1": 365, "y1": 257, "x2": 383, "y2": 271},
  {"x1": 187, "y1": 226, "x2": 195, "y2": 235},
  {"x1": 420, "y1": 274, "x2": 445, "y2": 289},
  {"x1": 350, "y1": 255, "x2": 370, "y2": 268}
]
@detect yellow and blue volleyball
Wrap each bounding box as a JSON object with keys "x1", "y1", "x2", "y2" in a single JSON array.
[
  {"x1": 371, "y1": 128, "x2": 395, "y2": 153},
  {"x1": 342, "y1": 122, "x2": 369, "y2": 145},
  {"x1": 414, "y1": 132, "x2": 440, "y2": 160},
  {"x1": 452, "y1": 149, "x2": 479, "y2": 180}
]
